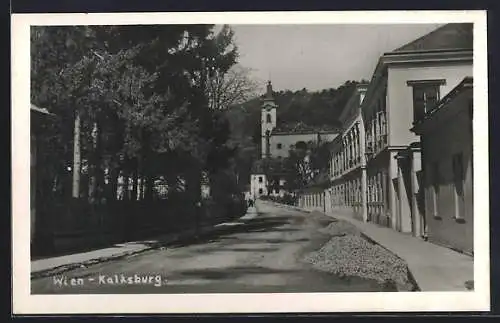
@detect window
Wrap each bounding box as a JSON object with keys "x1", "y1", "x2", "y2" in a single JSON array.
[
  {"x1": 259, "y1": 188, "x2": 263, "y2": 194},
  {"x1": 407, "y1": 80, "x2": 445, "y2": 123},
  {"x1": 266, "y1": 113, "x2": 272, "y2": 123},
  {"x1": 258, "y1": 176, "x2": 263, "y2": 183},
  {"x1": 277, "y1": 143, "x2": 282, "y2": 149}
]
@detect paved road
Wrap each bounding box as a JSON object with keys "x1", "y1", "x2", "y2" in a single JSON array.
[{"x1": 31, "y1": 202, "x2": 383, "y2": 294}]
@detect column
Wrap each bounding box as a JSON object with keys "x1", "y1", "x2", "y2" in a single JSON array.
[
  {"x1": 382, "y1": 170, "x2": 388, "y2": 224},
  {"x1": 377, "y1": 171, "x2": 384, "y2": 218},
  {"x1": 347, "y1": 133, "x2": 351, "y2": 168},
  {"x1": 389, "y1": 152, "x2": 399, "y2": 230},
  {"x1": 361, "y1": 165, "x2": 368, "y2": 222},
  {"x1": 395, "y1": 155, "x2": 412, "y2": 233},
  {"x1": 411, "y1": 150, "x2": 423, "y2": 237},
  {"x1": 357, "y1": 124, "x2": 361, "y2": 160},
  {"x1": 350, "y1": 131, "x2": 354, "y2": 165},
  {"x1": 340, "y1": 146, "x2": 343, "y2": 173},
  {"x1": 335, "y1": 153, "x2": 338, "y2": 175},
  {"x1": 353, "y1": 126, "x2": 358, "y2": 163},
  {"x1": 396, "y1": 160, "x2": 404, "y2": 232},
  {"x1": 330, "y1": 155, "x2": 334, "y2": 177},
  {"x1": 325, "y1": 190, "x2": 331, "y2": 213},
  {"x1": 355, "y1": 126, "x2": 360, "y2": 162},
  {"x1": 351, "y1": 129, "x2": 356, "y2": 163},
  {"x1": 345, "y1": 137, "x2": 349, "y2": 170},
  {"x1": 342, "y1": 139, "x2": 346, "y2": 172},
  {"x1": 400, "y1": 158, "x2": 412, "y2": 233},
  {"x1": 371, "y1": 121, "x2": 375, "y2": 151},
  {"x1": 381, "y1": 111, "x2": 387, "y2": 145}
]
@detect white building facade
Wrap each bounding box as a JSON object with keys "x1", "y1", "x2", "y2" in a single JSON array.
[{"x1": 250, "y1": 174, "x2": 268, "y2": 198}]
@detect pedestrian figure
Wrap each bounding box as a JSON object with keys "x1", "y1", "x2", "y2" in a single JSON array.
[{"x1": 248, "y1": 198, "x2": 254, "y2": 208}]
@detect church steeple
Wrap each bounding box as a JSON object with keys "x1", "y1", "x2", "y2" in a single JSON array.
[
  {"x1": 265, "y1": 80, "x2": 274, "y2": 100},
  {"x1": 261, "y1": 80, "x2": 277, "y2": 158}
]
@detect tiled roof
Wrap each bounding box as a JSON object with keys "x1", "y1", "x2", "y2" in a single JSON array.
[
  {"x1": 393, "y1": 23, "x2": 473, "y2": 53},
  {"x1": 273, "y1": 122, "x2": 339, "y2": 134}
]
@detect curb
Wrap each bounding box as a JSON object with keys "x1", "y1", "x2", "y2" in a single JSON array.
[{"x1": 31, "y1": 207, "x2": 259, "y2": 280}]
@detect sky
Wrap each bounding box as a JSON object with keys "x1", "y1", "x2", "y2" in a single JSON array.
[{"x1": 229, "y1": 24, "x2": 444, "y2": 92}]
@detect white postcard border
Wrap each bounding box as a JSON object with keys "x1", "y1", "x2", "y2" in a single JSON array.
[{"x1": 11, "y1": 10, "x2": 490, "y2": 314}]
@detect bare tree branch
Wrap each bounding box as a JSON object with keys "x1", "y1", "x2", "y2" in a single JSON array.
[{"x1": 205, "y1": 65, "x2": 261, "y2": 110}]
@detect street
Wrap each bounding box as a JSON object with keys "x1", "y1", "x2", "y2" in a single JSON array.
[{"x1": 31, "y1": 202, "x2": 384, "y2": 294}]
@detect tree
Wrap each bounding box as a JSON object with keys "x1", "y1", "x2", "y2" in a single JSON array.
[
  {"x1": 206, "y1": 65, "x2": 261, "y2": 110},
  {"x1": 31, "y1": 24, "x2": 241, "y2": 226}
]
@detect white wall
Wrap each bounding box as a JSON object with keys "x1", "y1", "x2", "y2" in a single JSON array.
[
  {"x1": 269, "y1": 132, "x2": 337, "y2": 158},
  {"x1": 387, "y1": 63, "x2": 472, "y2": 147},
  {"x1": 250, "y1": 174, "x2": 268, "y2": 198}
]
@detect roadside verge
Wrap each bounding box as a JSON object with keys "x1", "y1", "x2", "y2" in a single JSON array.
[{"x1": 31, "y1": 206, "x2": 259, "y2": 279}]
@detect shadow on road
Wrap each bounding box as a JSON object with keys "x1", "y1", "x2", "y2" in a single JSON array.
[
  {"x1": 169, "y1": 265, "x2": 303, "y2": 281},
  {"x1": 140, "y1": 211, "x2": 319, "y2": 250}
]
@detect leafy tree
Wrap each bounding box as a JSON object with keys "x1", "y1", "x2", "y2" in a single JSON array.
[{"x1": 31, "y1": 24, "x2": 242, "y2": 234}]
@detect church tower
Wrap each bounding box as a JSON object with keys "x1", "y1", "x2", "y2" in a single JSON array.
[{"x1": 261, "y1": 81, "x2": 277, "y2": 158}]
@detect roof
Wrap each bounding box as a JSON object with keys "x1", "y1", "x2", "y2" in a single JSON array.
[
  {"x1": 31, "y1": 104, "x2": 55, "y2": 116},
  {"x1": 338, "y1": 84, "x2": 367, "y2": 124},
  {"x1": 272, "y1": 122, "x2": 339, "y2": 135},
  {"x1": 392, "y1": 23, "x2": 473, "y2": 53},
  {"x1": 362, "y1": 24, "x2": 473, "y2": 115}
]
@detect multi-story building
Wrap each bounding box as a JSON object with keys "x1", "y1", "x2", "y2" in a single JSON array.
[
  {"x1": 327, "y1": 83, "x2": 369, "y2": 221},
  {"x1": 361, "y1": 23, "x2": 473, "y2": 236},
  {"x1": 411, "y1": 77, "x2": 473, "y2": 254}
]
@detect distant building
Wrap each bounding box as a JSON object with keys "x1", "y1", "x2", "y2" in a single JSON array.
[
  {"x1": 250, "y1": 174, "x2": 268, "y2": 198},
  {"x1": 252, "y1": 80, "x2": 339, "y2": 198},
  {"x1": 411, "y1": 77, "x2": 473, "y2": 255},
  {"x1": 260, "y1": 81, "x2": 338, "y2": 159}
]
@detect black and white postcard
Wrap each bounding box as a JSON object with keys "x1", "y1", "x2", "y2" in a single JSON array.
[{"x1": 12, "y1": 10, "x2": 489, "y2": 314}]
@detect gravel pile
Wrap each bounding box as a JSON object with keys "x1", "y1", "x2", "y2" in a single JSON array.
[
  {"x1": 320, "y1": 220, "x2": 361, "y2": 237},
  {"x1": 305, "y1": 232, "x2": 415, "y2": 291}
]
